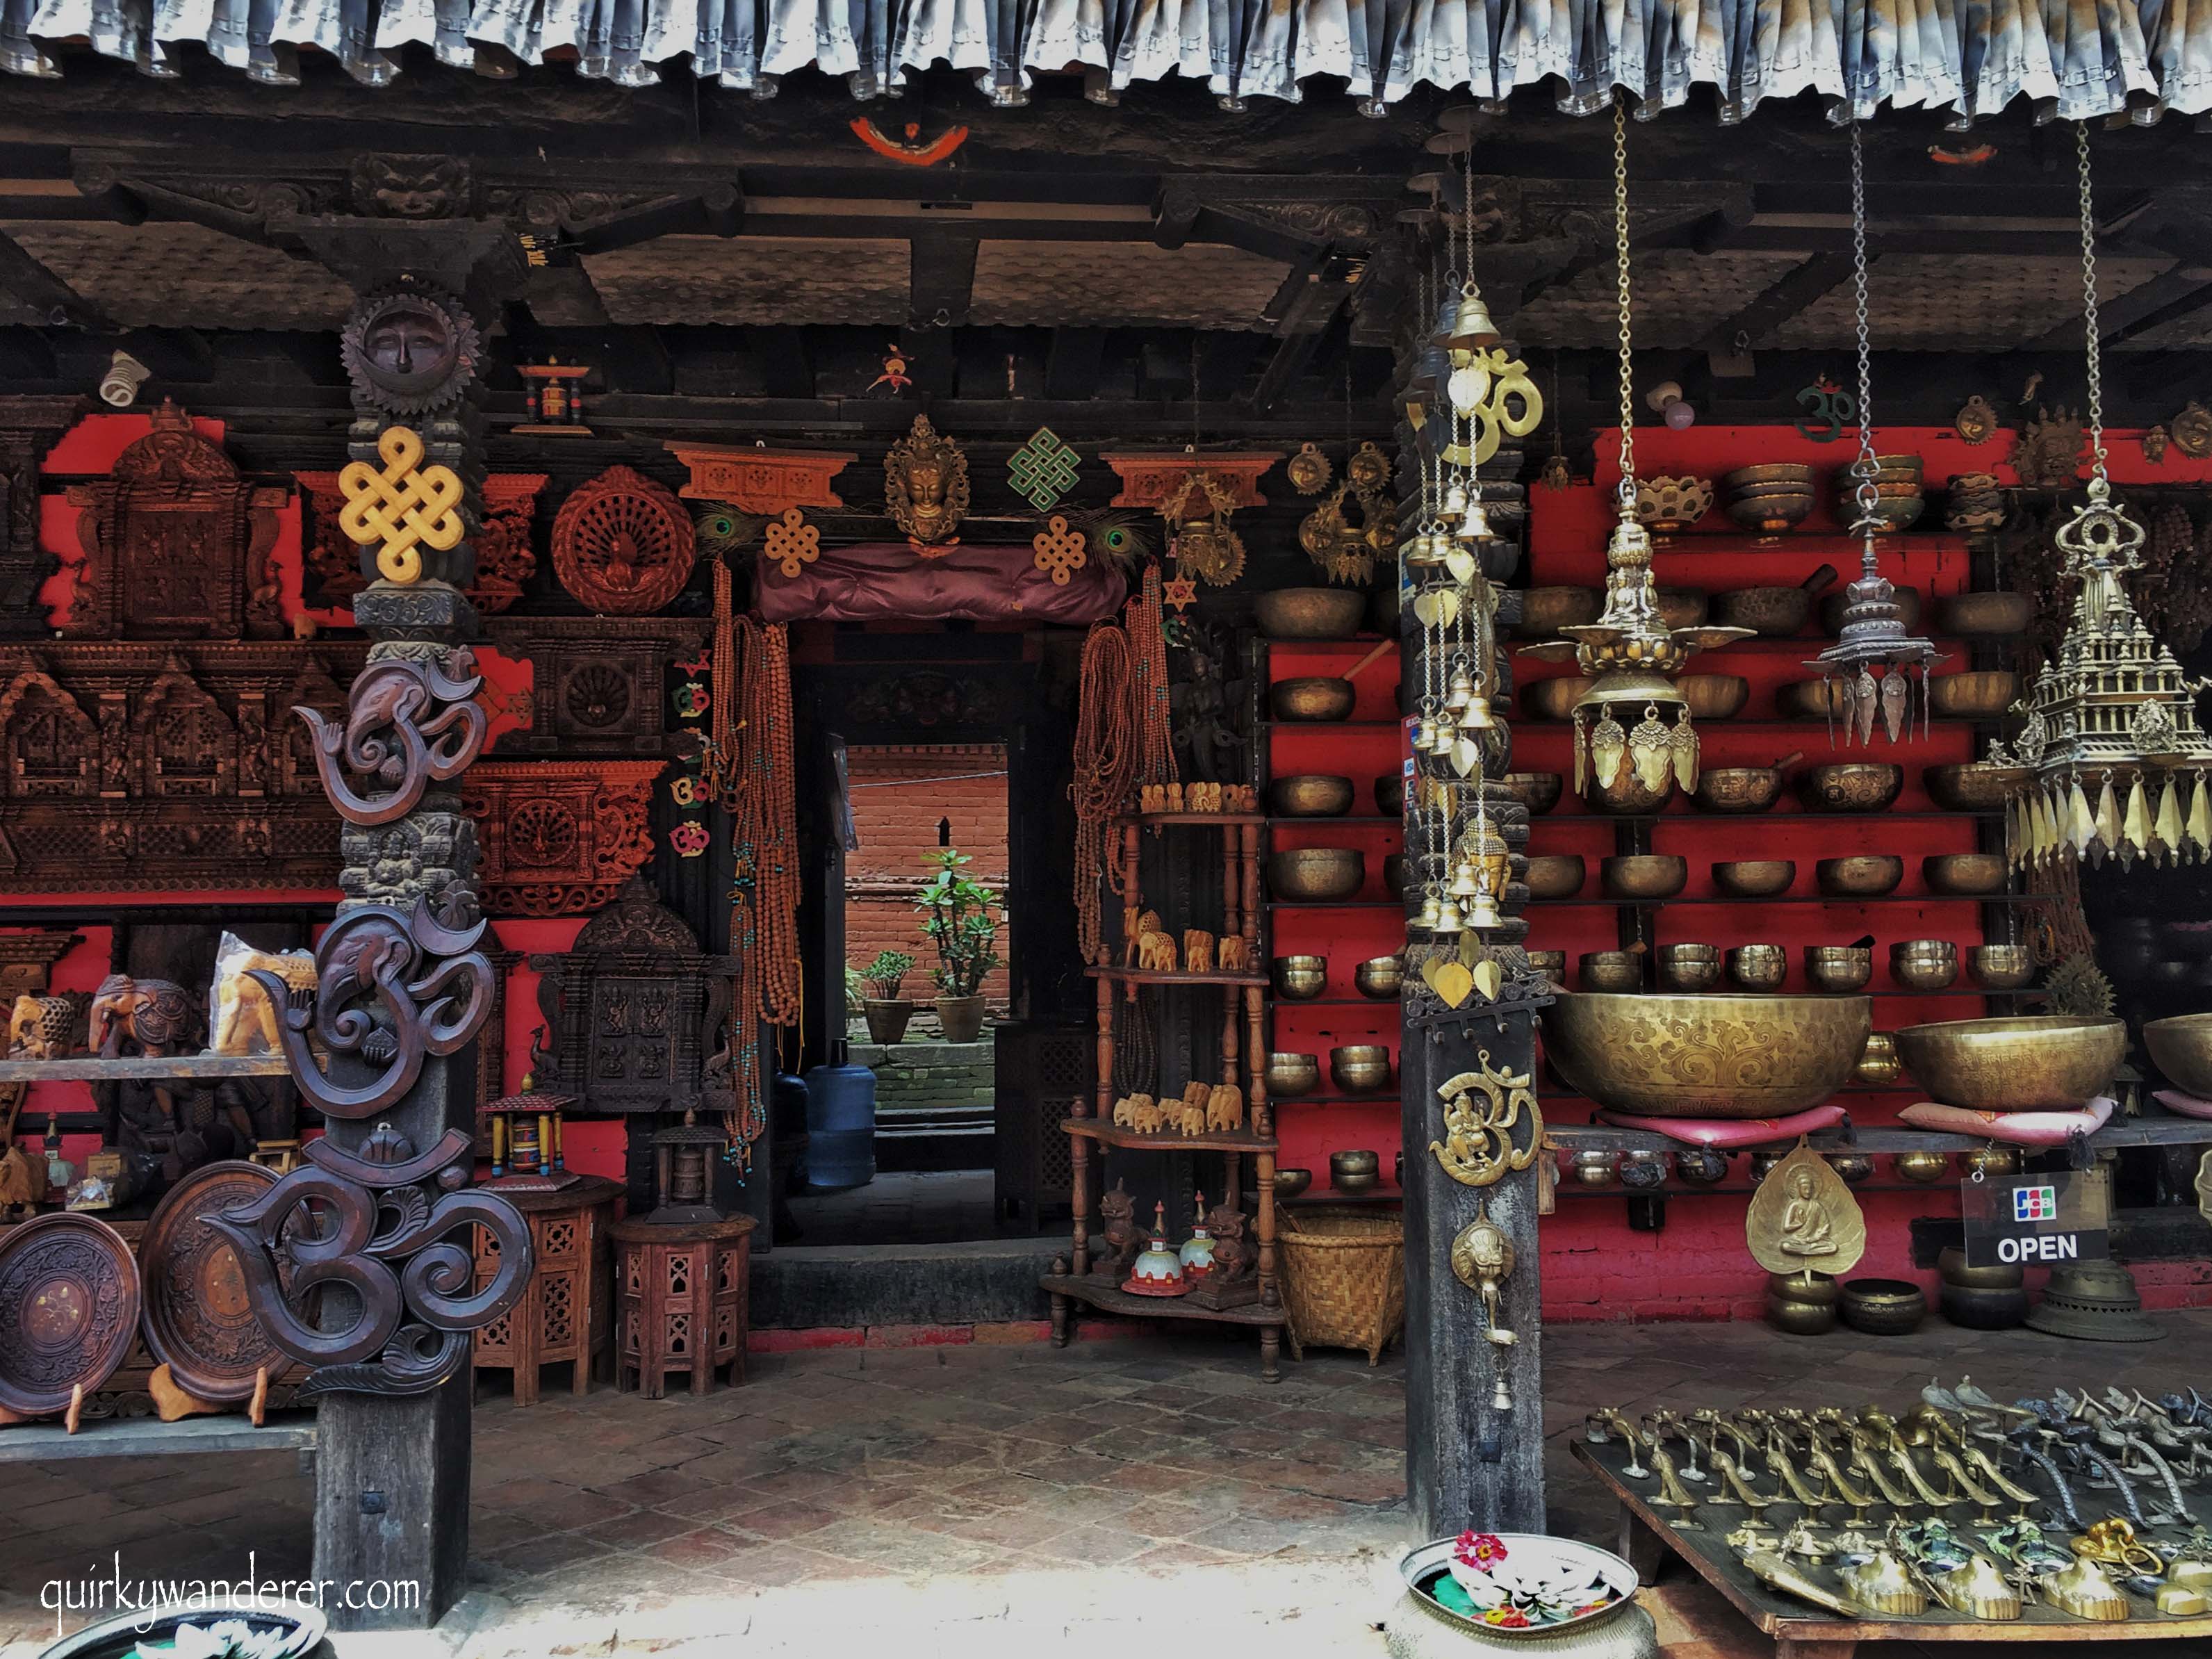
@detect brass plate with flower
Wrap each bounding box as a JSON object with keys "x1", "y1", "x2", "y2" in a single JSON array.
[
  {"x1": 1746, "y1": 1141, "x2": 1865, "y2": 1278},
  {"x1": 1429, "y1": 1051, "x2": 1541, "y2": 1188}
]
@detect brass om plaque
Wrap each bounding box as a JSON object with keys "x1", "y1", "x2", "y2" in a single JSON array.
[{"x1": 1429, "y1": 1050, "x2": 1543, "y2": 1188}]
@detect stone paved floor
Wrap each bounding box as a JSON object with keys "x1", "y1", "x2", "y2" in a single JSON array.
[
  {"x1": 3, "y1": 1309, "x2": 2211, "y2": 1658},
  {"x1": 787, "y1": 1168, "x2": 1001, "y2": 1245}
]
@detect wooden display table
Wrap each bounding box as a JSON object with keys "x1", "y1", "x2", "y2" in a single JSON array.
[
  {"x1": 609, "y1": 1214, "x2": 755, "y2": 1398},
  {"x1": 470, "y1": 1174, "x2": 621, "y2": 1407}
]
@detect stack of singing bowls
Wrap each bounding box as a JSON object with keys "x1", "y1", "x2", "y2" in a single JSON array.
[
  {"x1": 1937, "y1": 1245, "x2": 2025, "y2": 1330},
  {"x1": 1833, "y1": 452, "x2": 1924, "y2": 530},
  {"x1": 1724, "y1": 463, "x2": 1817, "y2": 531}
]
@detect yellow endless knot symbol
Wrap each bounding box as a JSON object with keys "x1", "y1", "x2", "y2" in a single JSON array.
[{"x1": 338, "y1": 425, "x2": 465, "y2": 585}]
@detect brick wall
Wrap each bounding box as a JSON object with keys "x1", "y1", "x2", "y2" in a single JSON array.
[{"x1": 846, "y1": 744, "x2": 1010, "y2": 1011}]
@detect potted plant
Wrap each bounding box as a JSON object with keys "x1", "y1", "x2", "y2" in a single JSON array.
[
  {"x1": 857, "y1": 949, "x2": 918, "y2": 1044},
  {"x1": 916, "y1": 847, "x2": 1001, "y2": 1044}
]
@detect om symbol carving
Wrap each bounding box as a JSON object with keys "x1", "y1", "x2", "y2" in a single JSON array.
[
  {"x1": 1429, "y1": 1052, "x2": 1543, "y2": 1189},
  {"x1": 338, "y1": 425, "x2": 465, "y2": 585},
  {"x1": 299, "y1": 649, "x2": 486, "y2": 828}
]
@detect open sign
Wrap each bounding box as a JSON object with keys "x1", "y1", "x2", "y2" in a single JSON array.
[{"x1": 1962, "y1": 1170, "x2": 2109, "y2": 1270}]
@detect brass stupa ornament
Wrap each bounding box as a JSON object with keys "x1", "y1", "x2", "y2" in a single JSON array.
[{"x1": 1746, "y1": 1141, "x2": 1866, "y2": 1279}]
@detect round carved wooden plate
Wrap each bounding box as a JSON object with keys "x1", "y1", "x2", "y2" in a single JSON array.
[
  {"x1": 140, "y1": 1159, "x2": 286, "y2": 1403},
  {"x1": 0, "y1": 1212, "x2": 141, "y2": 1415}
]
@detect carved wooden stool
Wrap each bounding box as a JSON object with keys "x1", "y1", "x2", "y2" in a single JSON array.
[
  {"x1": 470, "y1": 1174, "x2": 621, "y2": 1407},
  {"x1": 609, "y1": 1215, "x2": 755, "y2": 1399}
]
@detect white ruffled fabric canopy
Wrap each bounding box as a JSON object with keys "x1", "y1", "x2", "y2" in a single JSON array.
[{"x1": 1, "y1": 0, "x2": 2202, "y2": 121}]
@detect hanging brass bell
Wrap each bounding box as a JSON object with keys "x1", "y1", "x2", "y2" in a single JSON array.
[
  {"x1": 1414, "y1": 888, "x2": 1443, "y2": 930},
  {"x1": 1439, "y1": 478, "x2": 1469, "y2": 516},
  {"x1": 1445, "y1": 281, "x2": 1503, "y2": 350},
  {"x1": 1448, "y1": 860, "x2": 1482, "y2": 899},
  {"x1": 1457, "y1": 499, "x2": 1496, "y2": 544},
  {"x1": 1444, "y1": 665, "x2": 1476, "y2": 714},
  {"x1": 1468, "y1": 889, "x2": 1503, "y2": 931},
  {"x1": 1433, "y1": 896, "x2": 1465, "y2": 935},
  {"x1": 1403, "y1": 530, "x2": 1447, "y2": 569},
  {"x1": 1457, "y1": 694, "x2": 1496, "y2": 733}
]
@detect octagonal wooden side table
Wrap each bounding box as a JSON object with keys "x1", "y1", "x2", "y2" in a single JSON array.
[
  {"x1": 470, "y1": 1174, "x2": 622, "y2": 1406},
  {"x1": 609, "y1": 1214, "x2": 756, "y2": 1398}
]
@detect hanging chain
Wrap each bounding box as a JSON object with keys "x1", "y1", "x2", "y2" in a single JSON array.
[
  {"x1": 2076, "y1": 122, "x2": 2109, "y2": 489},
  {"x1": 1847, "y1": 122, "x2": 1878, "y2": 524},
  {"x1": 1461, "y1": 145, "x2": 1476, "y2": 292},
  {"x1": 1419, "y1": 260, "x2": 1440, "y2": 530},
  {"x1": 1612, "y1": 97, "x2": 1635, "y2": 505}
]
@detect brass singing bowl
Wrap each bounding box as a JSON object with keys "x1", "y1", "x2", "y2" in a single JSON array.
[
  {"x1": 1500, "y1": 771, "x2": 1563, "y2": 815},
  {"x1": 1256, "y1": 587, "x2": 1369, "y2": 639},
  {"x1": 1270, "y1": 774, "x2": 1356, "y2": 818},
  {"x1": 1827, "y1": 1152, "x2": 1876, "y2": 1184},
  {"x1": 1780, "y1": 678, "x2": 1858, "y2": 721},
  {"x1": 1270, "y1": 676, "x2": 1357, "y2": 722},
  {"x1": 1728, "y1": 944, "x2": 1789, "y2": 991},
  {"x1": 1817, "y1": 855, "x2": 1904, "y2": 897},
  {"x1": 1511, "y1": 585, "x2": 1603, "y2": 639},
  {"x1": 1329, "y1": 1047, "x2": 1393, "y2": 1094},
  {"x1": 1890, "y1": 940, "x2": 1958, "y2": 991},
  {"x1": 1924, "y1": 763, "x2": 2031, "y2": 812},
  {"x1": 1268, "y1": 848, "x2": 1364, "y2": 901},
  {"x1": 1544, "y1": 992, "x2": 1874, "y2": 1118},
  {"x1": 1693, "y1": 768, "x2": 1785, "y2": 815},
  {"x1": 1969, "y1": 944, "x2": 2034, "y2": 990},
  {"x1": 1928, "y1": 671, "x2": 2020, "y2": 721},
  {"x1": 1727, "y1": 496, "x2": 1815, "y2": 532},
  {"x1": 1579, "y1": 951, "x2": 1645, "y2": 992},
  {"x1": 1375, "y1": 775, "x2": 1405, "y2": 817},
  {"x1": 1274, "y1": 1168, "x2": 1313, "y2": 1198},
  {"x1": 1526, "y1": 950, "x2": 1567, "y2": 986},
  {"x1": 1603, "y1": 855, "x2": 1688, "y2": 900},
  {"x1": 1940, "y1": 591, "x2": 2034, "y2": 637},
  {"x1": 2143, "y1": 1013, "x2": 2212, "y2": 1097},
  {"x1": 1923, "y1": 853, "x2": 2008, "y2": 896},
  {"x1": 1854, "y1": 1031, "x2": 1901, "y2": 1086},
  {"x1": 1658, "y1": 944, "x2": 1723, "y2": 992},
  {"x1": 1894, "y1": 1150, "x2": 1951, "y2": 1184},
  {"x1": 1383, "y1": 854, "x2": 1408, "y2": 899},
  {"x1": 1265, "y1": 1052, "x2": 1322, "y2": 1097},
  {"x1": 1353, "y1": 956, "x2": 1404, "y2": 999},
  {"x1": 1804, "y1": 945, "x2": 1874, "y2": 992},
  {"x1": 1331, "y1": 1149, "x2": 1380, "y2": 1178},
  {"x1": 1678, "y1": 674, "x2": 1750, "y2": 721},
  {"x1": 1727, "y1": 463, "x2": 1818, "y2": 487},
  {"x1": 1656, "y1": 587, "x2": 1710, "y2": 630},
  {"x1": 1272, "y1": 955, "x2": 1329, "y2": 999},
  {"x1": 1524, "y1": 855, "x2": 1586, "y2": 899},
  {"x1": 1522, "y1": 677, "x2": 1584, "y2": 722},
  {"x1": 1957, "y1": 1146, "x2": 2021, "y2": 1180},
  {"x1": 1892, "y1": 1015, "x2": 2128, "y2": 1110},
  {"x1": 1799, "y1": 763, "x2": 1904, "y2": 813},
  {"x1": 1713, "y1": 587, "x2": 1815, "y2": 636},
  {"x1": 1713, "y1": 860, "x2": 1796, "y2": 898},
  {"x1": 1587, "y1": 765, "x2": 1678, "y2": 816}
]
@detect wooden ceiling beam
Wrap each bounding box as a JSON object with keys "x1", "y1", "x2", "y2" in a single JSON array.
[
  {"x1": 2031, "y1": 265, "x2": 2212, "y2": 350},
  {"x1": 0, "y1": 227, "x2": 110, "y2": 329},
  {"x1": 525, "y1": 264, "x2": 614, "y2": 329},
  {"x1": 1697, "y1": 251, "x2": 1855, "y2": 372},
  {"x1": 908, "y1": 229, "x2": 979, "y2": 328}
]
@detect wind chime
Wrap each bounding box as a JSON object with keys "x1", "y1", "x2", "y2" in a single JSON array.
[
  {"x1": 1521, "y1": 103, "x2": 1750, "y2": 812},
  {"x1": 1401, "y1": 154, "x2": 1537, "y2": 987},
  {"x1": 1987, "y1": 125, "x2": 2212, "y2": 871},
  {"x1": 1802, "y1": 123, "x2": 1941, "y2": 744}
]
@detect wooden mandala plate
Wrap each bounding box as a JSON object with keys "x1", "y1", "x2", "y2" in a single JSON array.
[
  {"x1": 0, "y1": 1213, "x2": 141, "y2": 1415},
  {"x1": 140, "y1": 1160, "x2": 285, "y2": 1404}
]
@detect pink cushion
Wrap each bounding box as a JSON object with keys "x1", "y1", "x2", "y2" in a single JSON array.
[
  {"x1": 2152, "y1": 1089, "x2": 2212, "y2": 1121},
  {"x1": 1897, "y1": 1096, "x2": 2114, "y2": 1145},
  {"x1": 1596, "y1": 1103, "x2": 1847, "y2": 1147}
]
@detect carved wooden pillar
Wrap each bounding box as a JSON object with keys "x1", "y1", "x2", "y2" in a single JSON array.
[
  {"x1": 0, "y1": 396, "x2": 87, "y2": 637},
  {"x1": 1395, "y1": 256, "x2": 1552, "y2": 1539},
  {"x1": 211, "y1": 231, "x2": 534, "y2": 1633}
]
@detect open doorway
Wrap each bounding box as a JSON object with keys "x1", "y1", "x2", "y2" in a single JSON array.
[{"x1": 791, "y1": 741, "x2": 1011, "y2": 1244}]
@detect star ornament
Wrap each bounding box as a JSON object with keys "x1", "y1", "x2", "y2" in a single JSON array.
[{"x1": 1162, "y1": 574, "x2": 1199, "y2": 611}]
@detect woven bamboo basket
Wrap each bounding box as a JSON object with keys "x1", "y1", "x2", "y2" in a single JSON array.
[{"x1": 1279, "y1": 1204, "x2": 1405, "y2": 1364}]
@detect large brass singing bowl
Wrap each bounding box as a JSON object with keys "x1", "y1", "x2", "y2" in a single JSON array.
[
  {"x1": 1269, "y1": 677, "x2": 1357, "y2": 722},
  {"x1": 1544, "y1": 992, "x2": 1873, "y2": 1118},
  {"x1": 1270, "y1": 774, "x2": 1355, "y2": 817},
  {"x1": 1268, "y1": 848, "x2": 1364, "y2": 900},
  {"x1": 2142, "y1": 1013, "x2": 2212, "y2": 1097},
  {"x1": 1255, "y1": 588, "x2": 1368, "y2": 639},
  {"x1": 1892, "y1": 1015, "x2": 2128, "y2": 1111}
]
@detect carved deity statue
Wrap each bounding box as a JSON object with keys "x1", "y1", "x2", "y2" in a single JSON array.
[
  {"x1": 1778, "y1": 1168, "x2": 1839, "y2": 1257},
  {"x1": 884, "y1": 415, "x2": 969, "y2": 548}
]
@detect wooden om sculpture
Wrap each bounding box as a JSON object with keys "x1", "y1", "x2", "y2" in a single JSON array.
[{"x1": 297, "y1": 648, "x2": 486, "y2": 826}]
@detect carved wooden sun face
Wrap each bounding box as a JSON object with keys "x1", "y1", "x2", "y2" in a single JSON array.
[{"x1": 359, "y1": 301, "x2": 459, "y2": 397}]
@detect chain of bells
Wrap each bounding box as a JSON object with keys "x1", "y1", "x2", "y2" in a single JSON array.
[{"x1": 2008, "y1": 767, "x2": 2212, "y2": 872}]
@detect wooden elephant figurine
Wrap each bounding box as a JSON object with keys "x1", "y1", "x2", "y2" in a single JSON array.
[
  {"x1": 8, "y1": 994, "x2": 80, "y2": 1061},
  {"x1": 1182, "y1": 930, "x2": 1215, "y2": 974},
  {"x1": 1206, "y1": 1084, "x2": 1244, "y2": 1134},
  {"x1": 89, "y1": 974, "x2": 198, "y2": 1059},
  {"x1": 1125, "y1": 908, "x2": 1163, "y2": 967},
  {"x1": 1136, "y1": 929, "x2": 1178, "y2": 974},
  {"x1": 1216, "y1": 935, "x2": 1252, "y2": 973},
  {"x1": 211, "y1": 949, "x2": 318, "y2": 1056},
  {"x1": 1111, "y1": 1094, "x2": 1142, "y2": 1129},
  {"x1": 1130, "y1": 1097, "x2": 1167, "y2": 1134},
  {"x1": 1171, "y1": 1100, "x2": 1206, "y2": 1136}
]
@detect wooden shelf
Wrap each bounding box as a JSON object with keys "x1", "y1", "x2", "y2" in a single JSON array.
[
  {"x1": 1532, "y1": 810, "x2": 2005, "y2": 824},
  {"x1": 1120, "y1": 812, "x2": 1265, "y2": 827},
  {"x1": 1088, "y1": 966, "x2": 1268, "y2": 988},
  {"x1": 1266, "y1": 815, "x2": 1402, "y2": 826},
  {"x1": 0, "y1": 1411, "x2": 318, "y2": 1463},
  {"x1": 1274, "y1": 1093, "x2": 1398, "y2": 1106},
  {"x1": 1546, "y1": 1113, "x2": 2212, "y2": 1154},
  {"x1": 1041, "y1": 1273, "x2": 1287, "y2": 1327},
  {"x1": 1267, "y1": 899, "x2": 1400, "y2": 910},
  {"x1": 1538, "y1": 894, "x2": 2031, "y2": 908},
  {"x1": 1063, "y1": 1118, "x2": 1277, "y2": 1155},
  {"x1": 0, "y1": 1054, "x2": 297, "y2": 1083}
]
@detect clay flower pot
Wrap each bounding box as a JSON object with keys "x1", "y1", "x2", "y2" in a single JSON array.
[
  {"x1": 934, "y1": 995, "x2": 988, "y2": 1044},
  {"x1": 862, "y1": 999, "x2": 915, "y2": 1044}
]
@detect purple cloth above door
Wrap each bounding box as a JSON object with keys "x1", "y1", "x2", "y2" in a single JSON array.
[{"x1": 755, "y1": 541, "x2": 1127, "y2": 626}]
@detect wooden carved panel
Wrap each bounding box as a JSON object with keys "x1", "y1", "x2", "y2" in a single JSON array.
[
  {"x1": 297, "y1": 471, "x2": 546, "y2": 615},
  {"x1": 483, "y1": 616, "x2": 705, "y2": 756},
  {"x1": 550, "y1": 467, "x2": 696, "y2": 615},
  {"x1": 460, "y1": 760, "x2": 661, "y2": 916},
  {"x1": 0, "y1": 1213, "x2": 140, "y2": 1414},
  {"x1": 1101, "y1": 450, "x2": 1279, "y2": 509},
  {"x1": 139, "y1": 1160, "x2": 288, "y2": 1403},
  {"x1": 0, "y1": 641, "x2": 361, "y2": 891},
  {"x1": 0, "y1": 396, "x2": 87, "y2": 639},
  {"x1": 527, "y1": 876, "x2": 734, "y2": 1112},
  {"x1": 62, "y1": 403, "x2": 287, "y2": 641},
  {"x1": 662, "y1": 443, "x2": 855, "y2": 514}
]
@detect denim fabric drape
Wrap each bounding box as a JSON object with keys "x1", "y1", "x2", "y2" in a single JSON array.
[{"x1": 0, "y1": 0, "x2": 2200, "y2": 114}]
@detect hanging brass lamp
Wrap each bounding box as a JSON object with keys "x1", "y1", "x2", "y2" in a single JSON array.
[
  {"x1": 1519, "y1": 100, "x2": 1749, "y2": 812},
  {"x1": 1986, "y1": 126, "x2": 2212, "y2": 872}
]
